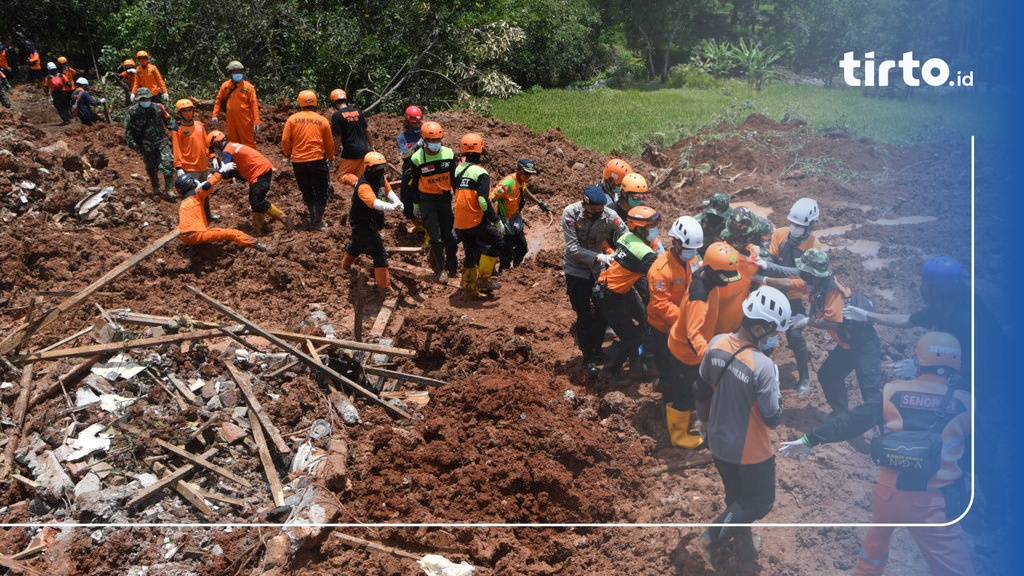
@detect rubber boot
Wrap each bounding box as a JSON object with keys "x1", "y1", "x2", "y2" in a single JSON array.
[
  {"x1": 147, "y1": 169, "x2": 161, "y2": 197},
  {"x1": 267, "y1": 204, "x2": 292, "y2": 229},
  {"x1": 251, "y1": 212, "x2": 267, "y2": 235},
  {"x1": 795, "y1": 349, "x2": 811, "y2": 394},
  {"x1": 461, "y1": 267, "x2": 479, "y2": 297},
  {"x1": 428, "y1": 244, "x2": 445, "y2": 275},
  {"x1": 163, "y1": 172, "x2": 175, "y2": 200},
  {"x1": 374, "y1": 267, "x2": 391, "y2": 292},
  {"x1": 341, "y1": 252, "x2": 356, "y2": 272},
  {"x1": 477, "y1": 254, "x2": 501, "y2": 292},
  {"x1": 666, "y1": 404, "x2": 705, "y2": 449},
  {"x1": 311, "y1": 200, "x2": 328, "y2": 230}
]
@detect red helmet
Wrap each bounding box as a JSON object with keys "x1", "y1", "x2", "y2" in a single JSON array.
[{"x1": 404, "y1": 105, "x2": 423, "y2": 124}]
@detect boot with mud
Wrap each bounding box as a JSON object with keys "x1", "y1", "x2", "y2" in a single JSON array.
[
  {"x1": 309, "y1": 200, "x2": 328, "y2": 231},
  {"x1": 266, "y1": 204, "x2": 293, "y2": 230},
  {"x1": 163, "y1": 172, "x2": 176, "y2": 200},
  {"x1": 203, "y1": 201, "x2": 221, "y2": 222},
  {"x1": 477, "y1": 254, "x2": 501, "y2": 293},
  {"x1": 251, "y1": 212, "x2": 267, "y2": 235},
  {"x1": 147, "y1": 169, "x2": 162, "y2": 198},
  {"x1": 460, "y1": 267, "x2": 480, "y2": 297},
  {"x1": 254, "y1": 242, "x2": 270, "y2": 252},
  {"x1": 794, "y1": 349, "x2": 811, "y2": 394},
  {"x1": 666, "y1": 404, "x2": 705, "y2": 449},
  {"x1": 373, "y1": 266, "x2": 392, "y2": 293}
]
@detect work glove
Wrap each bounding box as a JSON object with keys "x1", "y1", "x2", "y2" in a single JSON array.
[
  {"x1": 538, "y1": 201, "x2": 550, "y2": 213},
  {"x1": 373, "y1": 199, "x2": 398, "y2": 211},
  {"x1": 283, "y1": 157, "x2": 291, "y2": 167},
  {"x1": 416, "y1": 138, "x2": 425, "y2": 150},
  {"x1": 217, "y1": 161, "x2": 237, "y2": 176},
  {"x1": 893, "y1": 358, "x2": 917, "y2": 379},
  {"x1": 493, "y1": 220, "x2": 506, "y2": 238},
  {"x1": 843, "y1": 305, "x2": 868, "y2": 323},
  {"x1": 412, "y1": 203, "x2": 421, "y2": 219},
  {"x1": 790, "y1": 314, "x2": 809, "y2": 331},
  {"x1": 696, "y1": 419, "x2": 707, "y2": 439},
  {"x1": 210, "y1": 116, "x2": 219, "y2": 124},
  {"x1": 596, "y1": 253, "x2": 614, "y2": 267},
  {"x1": 779, "y1": 437, "x2": 813, "y2": 462},
  {"x1": 751, "y1": 274, "x2": 767, "y2": 285},
  {"x1": 175, "y1": 168, "x2": 185, "y2": 177},
  {"x1": 99, "y1": 98, "x2": 106, "y2": 104},
  {"x1": 254, "y1": 124, "x2": 261, "y2": 134},
  {"x1": 130, "y1": 93, "x2": 136, "y2": 102},
  {"x1": 163, "y1": 92, "x2": 170, "y2": 102}
]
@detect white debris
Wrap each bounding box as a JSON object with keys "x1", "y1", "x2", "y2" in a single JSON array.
[
  {"x1": 418, "y1": 554, "x2": 476, "y2": 576},
  {"x1": 91, "y1": 354, "x2": 147, "y2": 381},
  {"x1": 66, "y1": 423, "x2": 114, "y2": 462},
  {"x1": 98, "y1": 393, "x2": 137, "y2": 413}
]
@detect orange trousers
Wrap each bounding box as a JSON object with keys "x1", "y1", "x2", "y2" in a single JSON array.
[{"x1": 181, "y1": 228, "x2": 255, "y2": 248}]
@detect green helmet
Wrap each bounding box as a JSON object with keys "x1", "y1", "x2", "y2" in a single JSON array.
[
  {"x1": 727, "y1": 206, "x2": 755, "y2": 236},
  {"x1": 704, "y1": 193, "x2": 730, "y2": 217},
  {"x1": 135, "y1": 87, "x2": 152, "y2": 99},
  {"x1": 796, "y1": 248, "x2": 831, "y2": 278}
]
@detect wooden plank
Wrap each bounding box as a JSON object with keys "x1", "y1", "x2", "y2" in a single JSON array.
[
  {"x1": 368, "y1": 297, "x2": 399, "y2": 341},
  {"x1": 15, "y1": 327, "x2": 234, "y2": 362},
  {"x1": 0, "y1": 555, "x2": 45, "y2": 576},
  {"x1": 386, "y1": 246, "x2": 423, "y2": 254},
  {"x1": 36, "y1": 326, "x2": 93, "y2": 354},
  {"x1": 190, "y1": 486, "x2": 246, "y2": 508},
  {"x1": 187, "y1": 285, "x2": 412, "y2": 419},
  {"x1": 0, "y1": 228, "x2": 180, "y2": 356},
  {"x1": 151, "y1": 461, "x2": 215, "y2": 517},
  {"x1": 9, "y1": 543, "x2": 47, "y2": 560},
  {"x1": 154, "y1": 439, "x2": 252, "y2": 488},
  {"x1": 362, "y1": 366, "x2": 446, "y2": 387},
  {"x1": 224, "y1": 362, "x2": 289, "y2": 455},
  {"x1": 108, "y1": 310, "x2": 221, "y2": 330},
  {"x1": 334, "y1": 532, "x2": 423, "y2": 561},
  {"x1": 263, "y1": 344, "x2": 330, "y2": 378},
  {"x1": 249, "y1": 410, "x2": 285, "y2": 507},
  {"x1": 127, "y1": 447, "x2": 218, "y2": 509},
  {"x1": 2, "y1": 365, "x2": 34, "y2": 476},
  {"x1": 28, "y1": 354, "x2": 102, "y2": 409},
  {"x1": 165, "y1": 372, "x2": 198, "y2": 404}
]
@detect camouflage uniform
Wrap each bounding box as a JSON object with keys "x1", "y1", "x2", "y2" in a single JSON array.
[
  {"x1": 695, "y1": 193, "x2": 733, "y2": 250},
  {"x1": 723, "y1": 206, "x2": 774, "y2": 255},
  {"x1": 124, "y1": 88, "x2": 176, "y2": 196}
]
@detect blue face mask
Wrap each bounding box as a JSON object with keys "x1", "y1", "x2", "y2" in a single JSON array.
[
  {"x1": 139, "y1": 100, "x2": 152, "y2": 108},
  {"x1": 646, "y1": 227, "x2": 659, "y2": 242},
  {"x1": 680, "y1": 249, "x2": 697, "y2": 261},
  {"x1": 426, "y1": 142, "x2": 442, "y2": 153},
  {"x1": 231, "y1": 73, "x2": 244, "y2": 82},
  {"x1": 758, "y1": 333, "x2": 779, "y2": 354}
]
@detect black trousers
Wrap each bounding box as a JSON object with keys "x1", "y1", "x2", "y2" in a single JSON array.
[
  {"x1": 499, "y1": 213, "x2": 528, "y2": 270},
  {"x1": 420, "y1": 193, "x2": 458, "y2": 275},
  {"x1": 818, "y1": 326, "x2": 882, "y2": 414},
  {"x1": 247, "y1": 170, "x2": 273, "y2": 213},
  {"x1": 667, "y1": 354, "x2": 700, "y2": 411},
  {"x1": 456, "y1": 222, "x2": 502, "y2": 269},
  {"x1": 599, "y1": 287, "x2": 645, "y2": 372},
  {"x1": 566, "y1": 273, "x2": 605, "y2": 364},
  {"x1": 346, "y1": 226, "x2": 388, "y2": 267},
  {"x1": 709, "y1": 456, "x2": 776, "y2": 541},
  {"x1": 293, "y1": 159, "x2": 329, "y2": 207},
  {"x1": 52, "y1": 90, "x2": 71, "y2": 122},
  {"x1": 785, "y1": 298, "x2": 809, "y2": 377}
]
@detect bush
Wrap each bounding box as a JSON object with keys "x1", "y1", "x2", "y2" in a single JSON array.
[
  {"x1": 681, "y1": 65, "x2": 719, "y2": 90},
  {"x1": 606, "y1": 58, "x2": 649, "y2": 89}
]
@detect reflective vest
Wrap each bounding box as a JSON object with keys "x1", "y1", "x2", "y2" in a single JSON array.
[{"x1": 453, "y1": 162, "x2": 488, "y2": 230}]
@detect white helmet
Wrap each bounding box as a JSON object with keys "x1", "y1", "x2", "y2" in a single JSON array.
[
  {"x1": 743, "y1": 286, "x2": 792, "y2": 332},
  {"x1": 46, "y1": 62, "x2": 58, "y2": 71},
  {"x1": 788, "y1": 198, "x2": 820, "y2": 226},
  {"x1": 76, "y1": 77, "x2": 89, "y2": 86},
  {"x1": 668, "y1": 215, "x2": 704, "y2": 249}
]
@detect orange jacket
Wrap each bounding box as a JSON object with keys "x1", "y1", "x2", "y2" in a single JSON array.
[
  {"x1": 668, "y1": 271, "x2": 721, "y2": 366},
  {"x1": 221, "y1": 142, "x2": 273, "y2": 184},
  {"x1": 28, "y1": 51, "x2": 41, "y2": 70},
  {"x1": 713, "y1": 247, "x2": 760, "y2": 334},
  {"x1": 281, "y1": 110, "x2": 334, "y2": 163},
  {"x1": 178, "y1": 173, "x2": 224, "y2": 234},
  {"x1": 132, "y1": 63, "x2": 167, "y2": 96},
  {"x1": 60, "y1": 67, "x2": 76, "y2": 91},
  {"x1": 172, "y1": 121, "x2": 210, "y2": 173},
  {"x1": 212, "y1": 79, "x2": 260, "y2": 148},
  {"x1": 810, "y1": 276, "x2": 852, "y2": 348},
  {"x1": 646, "y1": 251, "x2": 697, "y2": 334},
  {"x1": 0, "y1": 50, "x2": 9, "y2": 69},
  {"x1": 768, "y1": 228, "x2": 821, "y2": 299}
]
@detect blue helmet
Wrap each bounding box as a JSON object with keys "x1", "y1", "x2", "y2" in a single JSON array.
[{"x1": 920, "y1": 256, "x2": 963, "y2": 293}]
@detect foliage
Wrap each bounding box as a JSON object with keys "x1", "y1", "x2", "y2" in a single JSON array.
[
  {"x1": 690, "y1": 38, "x2": 740, "y2": 78},
  {"x1": 731, "y1": 38, "x2": 780, "y2": 90}
]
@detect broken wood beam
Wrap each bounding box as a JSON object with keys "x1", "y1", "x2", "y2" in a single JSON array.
[
  {"x1": 2, "y1": 365, "x2": 34, "y2": 476},
  {"x1": 0, "y1": 555, "x2": 45, "y2": 576},
  {"x1": 248, "y1": 410, "x2": 285, "y2": 507},
  {"x1": 187, "y1": 285, "x2": 412, "y2": 419},
  {"x1": 334, "y1": 532, "x2": 423, "y2": 560},
  {"x1": 263, "y1": 344, "x2": 330, "y2": 378},
  {"x1": 0, "y1": 228, "x2": 180, "y2": 356},
  {"x1": 15, "y1": 327, "x2": 239, "y2": 363},
  {"x1": 154, "y1": 439, "x2": 252, "y2": 488},
  {"x1": 127, "y1": 447, "x2": 218, "y2": 509},
  {"x1": 165, "y1": 372, "x2": 199, "y2": 404},
  {"x1": 28, "y1": 354, "x2": 102, "y2": 409},
  {"x1": 224, "y1": 362, "x2": 290, "y2": 455},
  {"x1": 108, "y1": 310, "x2": 221, "y2": 330},
  {"x1": 362, "y1": 366, "x2": 446, "y2": 387},
  {"x1": 151, "y1": 461, "x2": 215, "y2": 517},
  {"x1": 36, "y1": 326, "x2": 93, "y2": 354}
]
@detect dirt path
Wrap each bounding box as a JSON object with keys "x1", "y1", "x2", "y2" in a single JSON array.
[{"x1": 0, "y1": 86, "x2": 996, "y2": 575}]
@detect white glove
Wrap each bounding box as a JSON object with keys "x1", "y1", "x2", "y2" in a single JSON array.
[
  {"x1": 843, "y1": 305, "x2": 868, "y2": 322},
  {"x1": 790, "y1": 314, "x2": 809, "y2": 331},
  {"x1": 696, "y1": 420, "x2": 707, "y2": 439},
  {"x1": 394, "y1": 201, "x2": 405, "y2": 213},
  {"x1": 163, "y1": 92, "x2": 170, "y2": 102},
  {"x1": 596, "y1": 253, "x2": 614, "y2": 267},
  {"x1": 373, "y1": 199, "x2": 397, "y2": 211},
  {"x1": 493, "y1": 220, "x2": 506, "y2": 238},
  {"x1": 283, "y1": 157, "x2": 291, "y2": 167},
  {"x1": 175, "y1": 168, "x2": 185, "y2": 177},
  {"x1": 779, "y1": 438, "x2": 813, "y2": 462},
  {"x1": 751, "y1": 274, "x2": 767, "y2": 284},
  {"x1": 99, "y1": 98, "x2": 106, "y2": 104},
  {"x1": 130, "y1": 93, "x2": 137, "y2": 102},
  {"x1": 217, "y1": 161, "x2": 236, "y2": 175},
  {"x1": 893, "y1": 358, "x2": 917, "y2": 379},
  {"x1": 416, "y1": 138, "x2": 425, "y2": 150},
  {"x1": 210, "y1": 116, "x2": 219, "y2": 124}
]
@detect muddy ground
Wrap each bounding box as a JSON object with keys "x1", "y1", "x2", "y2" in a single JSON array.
[{"x1": 0, "y1": 85, "x2": 999, "y2": 575}]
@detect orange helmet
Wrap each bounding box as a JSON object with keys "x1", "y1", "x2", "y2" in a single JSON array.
[
  {"x1": 364, "y1": 151, "x2": 387, "y2": 167},
  {"x1": 174, "y1": 98, "x2": 195, "y2": 112},
  {"x1": 329, "y1": 88, "x2": 347, "y2": 103},
  {"x1": 57, "y1": 56, "x2": 68, "y2": 64},
  {"x1": 916, "y1": 332, "x2": 961, "y2": 373},
  {"x1": 123, "y1": 59, "x2": 136, "y2": 67},
  {"x1": 297, "y1": 90, "x2": 317, "y2": 107},
  {"x1": 460, "y1": 132, "x2": 483, "y2": 154},
  {"x1": 703, "y1": 242, "x2": 742, "y2": 282},
  {"x1": 626, "y1": 205, "x2": 660, "y2": 232},
  {"x1": 602, "y1": 158, "x2": 633, "y2": 185},
  {"x1": 207, "y1": 130, "x2": 227, "y2": 149},
  {"x1": 422, "y1": 121, "x2": 444, "y2": 139},
  {"x1": 620, "y1": 173, "x2": 649, "y2": 195},
  {"x1": 135, "y1": 50, "x2": 149, "y2": 59}
]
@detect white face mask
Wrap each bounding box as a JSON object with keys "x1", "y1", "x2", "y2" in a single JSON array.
[
  {"x1": 790, "y1": 225, "x2": 806, "y2": 238},
  {"x1": 426, "y1": 142, "x2": 442, "y2": 153}
]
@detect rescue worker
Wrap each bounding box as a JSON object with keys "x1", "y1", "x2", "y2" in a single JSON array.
[
  {"x1": 171, "y1": 98, "x2": 216, "y2": 221},
  {"x1": 70, "y1": 78, "x2": 104, "y2": 126},
  {"x1": 209, "y1": 130, "x2": 289, "y2": 233},
  {"x1": 176, "y1": 163, "x2": 267, "y2": 251},
  {"x1": 562, "y1": 185, "x2": 627, "y2": 378},
  {"x1": 56, "y1": 56, "x2": 77, "y2": 122},
  {"x1": 0, "y1": 68, "x2": 11, "y2": 109},
  {"x1": 453, "y1": 133, "x2": 504, "y2": 297},
  {"x1": 723, "y1": 205, "x2": 773, "y2": 254},
  {"x1": 779, "y1": 332, "x2": 973, "y2": 576},
  {"x1": 282, "y1": 90, "x2": 334, "y2": 230},
  {"x1": 647, "y1": 216, "x2": 703, "y2": 444},
  {"x1": 598, "y1": 158, "x2": 633, "y2": 206},
  {"x1": 44, "y1": 62, "x2": 71, "y2": 124},
  {"x1": 27, "y1": 46, "x2": 42, "y2": 85},
  {"x1": 131, "y1": 50, "x2": 168, "y2": 104},
  {"x1": 0, "y1": 41, "x2": 10, "y2": 79},
  {"x1": 711, "y1": 206, "x2": 771, "y2": 335},
  {"x1": 694, "y1": 193, "x2": 732, "y2": 250},
  {"x1": 610, "y1": 172, "x2": 654, "y2": 221},
  {"x1": 666, "y1": 242, "x2": 743, "y2": 449},
  {"x1": 211, "y1": 60, "x2": 260, "y2": 148},
  {"x1": 402, "y1": 120, "x2": 458, "y2": 281},
  {"x1": 756, "y1": 248, "x2": 882, "y2": 420},
  {"x1": 767, "y1": 197, "x2": 821, "y2": 393},
  {"x1": 697, "y1": 286, "x2": 791, "y2": 561},
  {"x1": 329, "y1": 88, "x2": 373, "y2": 183},
  {"x1": 490, "y1": 158, "x2": 550, "y2": 271},
  {"x1": 596, "y1": 203, "x2": 661, "y2": 382},
  {"x1": 116, "y1": 59, "x2": 136, "y2": 104},
  {"x1": 124, "y1": 87, "x2": 176, "y2": 199},
  {"x1": 342, "y1": 152, "x2": 403, "y2": 292},
  {"x1": 396, "y1": 105, "x2": 424, "y2": 221}
]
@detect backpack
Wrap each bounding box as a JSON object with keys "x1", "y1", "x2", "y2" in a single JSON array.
[
  {"x1": 45, "y1": 74, "x2": 65, "y2": 92},
  {"x1": 869, "y1": 384, "x2": 956, "y2": 491},
  {"x1": 71, "y1": 89, "x2": 83, "y2": 117}
]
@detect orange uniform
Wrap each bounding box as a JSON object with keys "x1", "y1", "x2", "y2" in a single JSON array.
[
  {"x1": 28, "y1": 51, "x2": 41, "y2": 71},
  {"x1": 171, "y1": 122, "x2": 210, "y2": 173},
  {"x1": 713, "y1": 247, "x2": 760, "y2": 334},
  {"x1": 177, "y1": 173, "x2": 255, "y2": 247},
  {"x1": 132, "y1": 62, "x2": 168, "y2": 97},
  {"x1": 281, "y1": 110, "x2": 334, "y2": 163},
  {"x1": 668, "y1": 273, "x2": 721, "y2": 366},
  {"x1": 60, "y1": 66, "x2": 77, "y2": 91},
  {"x1": 768, "y1": 228, "x2": 820, "y2": 299},
  {"x1": 646, "y1": 251, "x2": 697, "y2": 335},
  {"x1": 490, "y1": 173, "x2": 526, "y2": 219},
  {"x1": 212, "y1": 79, "x2": 260, "y2": 148},
  {"x1": 220, "y1": 142, "x2": 273, "y2": 184},
  {"x1": 810, "y1": 276, "x2": 852, "y2": 348},
  {"x1": 0, "y1": 50, "x2": 9, "y2": 70}
]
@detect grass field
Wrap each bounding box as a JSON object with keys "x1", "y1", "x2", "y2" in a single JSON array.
[{"x1": 490, "y1": 80, "x2": 1001, "y2": 155}]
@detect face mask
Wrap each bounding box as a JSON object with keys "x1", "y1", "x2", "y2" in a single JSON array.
[
  {"x1": 645, "y1": 227, "x2": 659, "y2": 242},
  {"x1": 679, "y1": 249, "x2": 697, "y2": 261},
  {"x1": 790, "y1": 225, "x2": 806, "y2": 238},
  {"x1": 426, "y1": 142, "x2": 442, "y2": 153},
  {"x1": 139, "y1": 100, "x2": 152, "y2": 108},
  {"x1": 583, "y1": 207, "x2": 602, "y2": 219},
  {"x1": 627, "y1": 196, "x2": 644, "y2": 208},
  {"x1": 758, "y1": 333, "x2": 779, "y2": 354},
  {"x1": 231, "y1": 73, "x2": 244, "y2": 82}
]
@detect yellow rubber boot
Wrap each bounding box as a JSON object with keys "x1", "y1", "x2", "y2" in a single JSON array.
[
  {"x1": 252, "y1": 212, "x2": 267, "y2": 235},
  {"x1": 666, "y1": 404, "x2": 705, "y2": 449},
  {"x1": 477, "y1": 255, "x2": 501, "y2": 292},
  {"x1": 374, "y1": 267, "x2": 391, "y2": 292},
  {"x1": 461, "y1": 267, "x2": 479, "y2": 297}
]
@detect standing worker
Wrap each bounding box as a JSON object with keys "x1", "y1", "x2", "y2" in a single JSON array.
[
  {"x1": 282, "y1": 90, "x2": 334, "y2": 230},
  {"x1": 329, "y1": 88, "x2": 373, "y2": 184},
  {"x1": 209, "y1": 130, "x2": 289, "y2": 233},
  {"x1": 779, "y1": 332, "x2": 973, "y2": 576},
  {"x1": 172, "y1": 99, "x2": 217, "y2": 221},
  {"x1": 396, "y1": 105, "x2": 424, "y2": 223},
  {"x1": 697, "y1": 286, "x2": 791, "y2": 561},
  {"x1": 453, "y1": 133, "x2": 504, "y2": 297},
  {"x1": 124, "y1": 87, "x2": 176, "y2": 199},
  {"x1": 131, "y1": 51, "x2": 169, "y2": 104},
  {"x1": 44, "y1": 62, "x2": 71, "y2": 124},
  {"x1": 211, "y1": 60, "x2": 260, "y2": 148},
  {"x1": 562, "y1": 185, "x2": 626, "y2": 378},
  {"x1": 342, "y1": 151, "x2": 403, "y2": 292},
  {"x1": 176, "y1": 163, "x2": 267, "y2": 251},
  {"x1": 56, "y1": 56, "x2": 77, "y2": 123},
  {"x1": 694, "y1": 193, "x2": 733, "y2": 250},
  {"x1": 490, "y1": 158, "x2": 550, "y2": 272},
  {"x1": 26, "y1": 45, "x2": 42, "y2": 85},
  {"x1": 610, "y1": 172, "x2": 653, "y2": 221},
  {"x1": 402, "y1": 120, "x2": 458, "y2": 281},
  {"x1": 767, "y1": 197, "x2": 822, "y2": 393},
  {"x1": 598, "y1": 158, "x2": 633, "y2": 206}
]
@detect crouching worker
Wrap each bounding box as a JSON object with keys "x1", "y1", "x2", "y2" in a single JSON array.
[
  {"x1": 177, "y1": 162, "x2": 267, "y2": 251},
  {"x1": 342, "y1": 152, "x2": 402, "y2": 291}
]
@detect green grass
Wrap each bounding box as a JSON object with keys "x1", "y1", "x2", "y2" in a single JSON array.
[{"x1": 490, "y1": 80, "x2": 1002, "y2": 155}]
